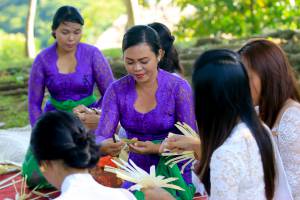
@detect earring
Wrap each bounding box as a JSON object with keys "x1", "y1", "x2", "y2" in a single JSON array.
[{"x1": 40, "y1": 162, "x2": 47, "y2": 173}]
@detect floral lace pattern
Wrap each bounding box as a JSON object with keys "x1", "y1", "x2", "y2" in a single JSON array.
[
  {"x1": 273, "y1": 106, "x2": 300, "y2": 200},
  {"x1": 28, "y1": 42, "x2": 114, "y2": 126},
  {"x1": 95, "y1": 69, "x2": 196, "y2": 184},
  {"x1": 210, "y1": 123, "x2": 266, "y2": 200}
]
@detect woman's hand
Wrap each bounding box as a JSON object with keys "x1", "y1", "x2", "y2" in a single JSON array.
[
  {"x1": 129, "y1": 140, "x2": 161, "y2": 154},
  {"x1": 73, "y1": 105, "x2": 101, "y2": 130},
  {"x1": 73, "y1": 104, "x2": 92, "y2": 115},
  {"x1": 100, "y1": 138, "x2": 125, "y2": 157},
  {"x1": 159, "y1": 135, "x2": 201, "y2": 160},
  {"x1": 143, "y1": 187, "x2": 175, "y2": 200}
]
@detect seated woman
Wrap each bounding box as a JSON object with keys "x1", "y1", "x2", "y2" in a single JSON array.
[
  {"x1": 30, "y1": 111, "x2": 136, "y2": 200},
  {"x1": 144, "y1": 49, "x2": 277, "y2": 200},
  {"x1": 96, "y1": 25, "x2": 196, "y2": 199},
  {"x1": 238, "y1": 39, "x2": 300, "y2": 199}
]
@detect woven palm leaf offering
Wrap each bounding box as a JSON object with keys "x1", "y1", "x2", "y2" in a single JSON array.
[
  {"x1": 161, "y1": 122, "x2": 200, "y2": 174},
  {"x1": 114, "y1": 134, "x2": 137, "y2": 144},
  {"x1": 104, "y1": 158, "x2": 184, "y2": 192}
]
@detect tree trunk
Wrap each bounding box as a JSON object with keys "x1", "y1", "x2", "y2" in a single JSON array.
[
  {"x1": 250, "y1": 0, "x2": 255, "y2": 34},
  {"x1": 123, "y1": 0, "x2": 139, "y2": 30},
  {"x1": 25, "y1": 0, "x2": 37, "y2": 58}
]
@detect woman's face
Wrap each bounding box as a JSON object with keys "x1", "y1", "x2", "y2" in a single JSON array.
[
  {"x1": 123, "y1": 43, "x2": 162, "y2": 84},
  {"x1": 54, "y1": 21, "x2": 82, "y2": 52},
  {"x1": 245, "y1": 65, "x2": 262, "y2": 106}
]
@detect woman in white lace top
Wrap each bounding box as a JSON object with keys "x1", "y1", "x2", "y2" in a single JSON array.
[
  {"x1": 144, "y1": 49, "x2": 277, "y2": 200},
  {"x1": 239, "y1": 39, "x2": 300, "y2": 199}
]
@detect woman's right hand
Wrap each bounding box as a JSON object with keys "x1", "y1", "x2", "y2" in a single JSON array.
[
  {"x1": 159, "y1": 135, "x2": 201, "y2": 160},
  {"x1": 100, "y1": 138, "x2": 125, "y2": 157}
]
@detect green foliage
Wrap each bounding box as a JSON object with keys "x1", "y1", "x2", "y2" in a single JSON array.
[
  {"x1": 174, "y1": 0, "x2": 300, "y2": 40},
  {"x1": 0, "y1": 30, "x2": 33, "y2": 72},
  {"x1": 102, "y1": 48, "x2": 122, "y2": 59},
  {"x1": 0, "y1": 0, "x2": 126, "y2": 48}
]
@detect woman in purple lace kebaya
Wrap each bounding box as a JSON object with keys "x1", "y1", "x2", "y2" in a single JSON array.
[
  {"x1": 96, "y1": 25, "x2": 196, "y2": 198},
  {"x1": 28, "y1": 6, "x2": 114, "y2": 126},
  {"x1": 24, "y1": 6, "x2": 114, "y2": 188}
]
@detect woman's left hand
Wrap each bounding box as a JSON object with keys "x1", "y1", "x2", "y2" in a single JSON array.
[{"x1": 129, "y1": 140, "x2": 160, "y2": 154}]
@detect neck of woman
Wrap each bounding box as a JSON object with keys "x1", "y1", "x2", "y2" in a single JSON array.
[{"x1": 56, "y1": 44, "x2": 76, "y2": 56}]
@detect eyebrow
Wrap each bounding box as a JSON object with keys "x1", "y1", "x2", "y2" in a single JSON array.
[
  {"x1": 61, "y1": 28, "x2": 82, "y2": 31},
  {"x1": 125, "y1": 57, "x2": 149, "y2": 61}
]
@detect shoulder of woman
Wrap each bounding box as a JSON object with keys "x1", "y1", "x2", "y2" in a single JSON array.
[
  {"x1": 109, "y1": 75, "x2": 132, "y2": 91},
  {"x1": 160, "y1": 70, "x2": 190, "y2": 88},
  {"x1": 280, "y1": 100, "x2": 300, "y2": 120}
]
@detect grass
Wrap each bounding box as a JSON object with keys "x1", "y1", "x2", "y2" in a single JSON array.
[{"x1": 0, "y1": 94, "x2": 28, "y2": 128}]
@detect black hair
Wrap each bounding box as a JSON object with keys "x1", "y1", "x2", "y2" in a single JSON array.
[
  {"x1": 148, "y1": 22, "x2": 184, "y2": 74},
  {"x1": 122, "y1": 25, "x2": 161, "y2": 55},
  {"x1": 30, "y1": 111, "x2": 99, "y2": 169},
  {"x1": 192, "y1": 49, "x2": 275, "y2": 200},
  {"x1": 51, "y1": 6, "x2": 84, "y2": 38}
]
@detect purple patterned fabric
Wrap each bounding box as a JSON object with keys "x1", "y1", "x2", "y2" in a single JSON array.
[
  {"x1": 28, "y1": 42, "x2": 114, "y2": 126},
  {"x1": 95, "y1": 69, "x2": 196, "y2": 185}
]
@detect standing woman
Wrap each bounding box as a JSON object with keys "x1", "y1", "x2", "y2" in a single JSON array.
[
  {"x1": 25, "y1": 5, "x2": 114, "y2": 187},
  {"x1": 95, "y1": 25, "x2": 196, "y2": 199},
  {"x1": 148, "y1": 22, "x2": 184, "y2": 77},
  {"x1": 238, "y1": 39, "x2": 300, "y2": 199},
  {"x1": 28, "y1": 5, "x2": 114, "y2": 126}
]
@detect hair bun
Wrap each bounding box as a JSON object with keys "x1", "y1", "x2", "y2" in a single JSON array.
[{"x1": 170, "y1": 35, "x2": 175, "y2": 43}]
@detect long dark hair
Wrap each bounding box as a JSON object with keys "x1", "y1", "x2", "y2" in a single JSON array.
[
  {"x1": 148, "y1": 22, "x2": 184, "y2": 74},
  {"x1": 51, "y1": 6, "x2": 84, "y2": 38},
  {"x1": 193, "y1": 49, "x2": 275, "y2": 199},
  {"x1": 30, "y1": 111, "x2": 99, "y2": 169},
  {"x1": 238, "y1": 39, "x2": 300, "y2": 128}
]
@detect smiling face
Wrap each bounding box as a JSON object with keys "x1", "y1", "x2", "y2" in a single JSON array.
[
  {"x1": 124, "y1": 43, "x2": 162, "y2": 84},
  {"x1": 53, "y1": 21, "x2": 82, "y2": 52}
]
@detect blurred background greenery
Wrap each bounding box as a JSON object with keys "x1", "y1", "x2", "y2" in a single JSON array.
[{"x1": 1, "y1": 0, "x2": 300, "y2": 128}]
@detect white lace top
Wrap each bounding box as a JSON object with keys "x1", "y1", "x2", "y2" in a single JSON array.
[
  {"x1": 55, "y1": 173, "x2": 136, "y2": 200},
  {"x1": 209, "y1": 122, "x2": 266, "y2": 200},
  {"x1": 272, "y1": 105, "x2": 300, "y2": 200}
]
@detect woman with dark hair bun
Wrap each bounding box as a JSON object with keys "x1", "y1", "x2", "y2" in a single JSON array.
[
  {"x1": 95, "y1": 25, "x2": 196, "y2": 199},
  {"x1": 30, "y1": 111, "x2": 135, "y2": 200},
  {"x1": 28, "y1": 5, "x2": 114, "y2": 126},
  {"x1": 25, "y1": 5, "x2": 114, "y2": 188},
  {"x1": 148, "y1": 22, "x2": 184, "y2": 76},
  {"x1": 238, "y1": 39, "x2": 300, "y2": 199}
]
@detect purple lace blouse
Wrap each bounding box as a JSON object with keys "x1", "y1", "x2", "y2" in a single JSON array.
[
  {"x1": 95, "y1": 69, "x2": 196, "y2": 185},
  {"x1": 28, "y1": 42, "x2": 114, "y2": 126}
]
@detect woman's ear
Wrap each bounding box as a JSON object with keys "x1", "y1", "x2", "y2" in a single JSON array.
[
  {"x1": 40, "y1": 160, "x2": 50, "y2": 172},
  {"x1": 52, "y1": 30, "x2": 56, "y2": 39},
  {"x1": 158, "y1": 49, "x2": 165, "y2": 62}
]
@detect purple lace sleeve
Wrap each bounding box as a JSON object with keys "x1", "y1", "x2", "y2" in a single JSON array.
[
  {"x1": 92, "y1": 48, "x2": 114, "y2": 108},
  {"x1": 28, "y1": 54, "x2": 46, "y2": 126},
  {"x1": 94, "y1": 84, "x2": 119, "y2": 143},
  {"x1": 175, "y1": 81, "x2": 197, "y2": 131}
]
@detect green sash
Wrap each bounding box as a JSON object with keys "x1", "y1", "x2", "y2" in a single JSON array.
[
  {"x1": 134, "y1": 140, "x2": 195, "y2": 200},
  {"x1": 22, "y1": 94, "x2": 97, "y2": 188},
  {"x1": 49, "y1": 94, "x2": 97, "y2": 112}
]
